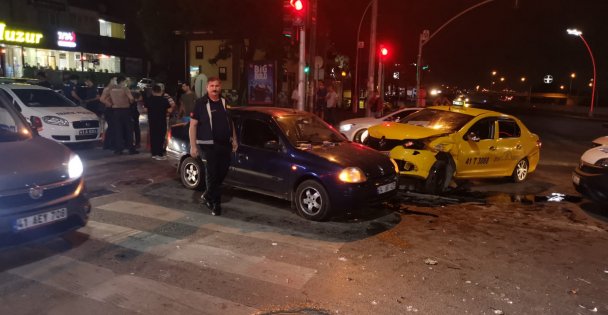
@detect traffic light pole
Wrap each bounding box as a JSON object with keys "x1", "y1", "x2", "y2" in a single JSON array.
[
  {"x1": 297, "y1": 26, "x2": 306, "y2": 111},
  {"x1": 366, "y1": 0, "x2": 378, "y2": 117}
]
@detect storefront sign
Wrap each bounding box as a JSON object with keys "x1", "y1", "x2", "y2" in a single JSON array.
[
  {"x1": 0, "y1": 22, "x2": 43, "y2": 44},
  {"x1": 57, "y1": 31, "x2": 76, "y2": 48},
  {"x1": 247, "y1": 62, "x2": 275, "y2": 105}
]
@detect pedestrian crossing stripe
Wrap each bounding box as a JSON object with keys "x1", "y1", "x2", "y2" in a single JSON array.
[
  {"x1": 8, "y1": 255, "x2": 257, "y2": 315},
  {"x1": 96, "y1": 200, "x2": 345, "y2": 252}
]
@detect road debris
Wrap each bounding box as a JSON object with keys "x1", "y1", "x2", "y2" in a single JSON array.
[
  {"x1": 371, "y1": 300, "x2": 378, "y2": 305},
  {"x1": 406, "y1": 305, "x2": 419, "y2": 312},
  {"x1": 424, "y1": 258, "x2": 438, "y2": 265},
  {"x1": 338, "y1": 257, "x2": 347, "y2": 262},
  {"x1": 568, "y1": 288, "x2": 578, "y2": 295},
  {"x1": 492, "y1": 309, "x2": 504, "y2": 315},
  {"x1": 576, "y1": 278, "x2": 591, "y2": 284},
  {"x1": 272, "y1": 242, "x2": 278, "y2": 246}
]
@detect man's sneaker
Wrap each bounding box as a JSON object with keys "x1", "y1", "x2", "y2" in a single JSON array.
[
  {"x1": 200, "y1": 194, "x2": 213, "y2": 210},
  {"x1": 210, "y1": 203, "x2": 222, "y2": 216},
  {"x1": 156, "y1": 155, "x2": 167, "y2": 160}
]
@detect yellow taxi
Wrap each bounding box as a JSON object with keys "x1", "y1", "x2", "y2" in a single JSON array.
[{"x1": 364, "y1": 105, "x2": 541, "y2": 193}]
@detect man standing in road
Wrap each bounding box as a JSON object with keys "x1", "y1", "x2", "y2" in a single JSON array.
[
  {"x1": 109, "y1": 76, "x2": 138, "y2": 155},
  {"x1": 189, "y1": 77, "x2": 237, "y2": 216}
]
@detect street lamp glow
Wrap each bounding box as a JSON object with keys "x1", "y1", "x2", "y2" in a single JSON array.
[
  {"x1": 500, "y1": 77, "x2": 505, "y2": 82},
  {"x1": 520, "y1": 77, "x2": 526, "y2": 82},
  {"x1": 570, "y1": 73, "x2": 576, "y2": 78},
  {"x1": 567, "y1": 27, "x2": 596, "y2": 117},
  {"x1": 560, "y1": 85, "x2": 565, "y2": 90},
  {"x1": 492, "y1": 70, "x2": 497, "y2": 76}
]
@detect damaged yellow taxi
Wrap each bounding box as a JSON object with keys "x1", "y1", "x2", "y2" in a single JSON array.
[{"x1": 364, "y1": 105, "x2": 541, "y2": 193}]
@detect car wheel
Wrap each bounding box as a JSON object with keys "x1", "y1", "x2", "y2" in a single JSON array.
[
  {"x1": 424, "y1": 161, "x2": 449, "y2": 194},
  {"x1": 354, "y1": 128, "x2": 368, "y2": 143},
  {"x1": 295, "y1": 180, "x2": 331, "y2": 221},
  {"x1": 511, "y1": 158, "x2": 529, "y2": 183},
  {"x1": 180, "y1": 157, "x2": 205, "y2": 190}
]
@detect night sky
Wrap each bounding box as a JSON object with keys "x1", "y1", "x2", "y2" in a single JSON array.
[{"x1": 323, "y1": 0, "x2": 608, "y2": 93}]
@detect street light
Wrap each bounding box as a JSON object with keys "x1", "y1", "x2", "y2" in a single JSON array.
[
  {"x1": 567, "y1": 28, "x2": 596, "y2": 117},
  {"x1": 569, "y1": 72, "x2": 576, "y2": 96},
  {"x1": 353, "y1": 0, "x2": 375, "y2": 113}
]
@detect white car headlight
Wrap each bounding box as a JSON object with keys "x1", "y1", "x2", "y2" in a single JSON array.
[
  {"x1": 340, "y1": 124, "x2": 354, "y2": 132},
  {"x1": 43, "y1": 116, "x2": 70, "y2": 126},
  {"x1": 595, "y1": 158, "x2": 608, "y2": 168},
  {"x1": 68, "y1": 154, "x2": 84, "y2": 179},
  {"x1": 338, "y1": 167, "x2": 367, "y2": 183}
]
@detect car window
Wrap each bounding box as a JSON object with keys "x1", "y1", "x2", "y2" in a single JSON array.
[
  {"x1": 498, "y1": 119, "x2": 521, "y2": 138},
  {"x1": 0, "y1": 98, "x2": 31, "y2": 142},
  {"x1": 384, "y1": 109, "x2": 417, "y2": 122},
  {"x1": 400, "y1": 108, "x2": 474, "y2": 133},
  {"x1": 241, "y1": 119, "x2": 279, "y2": 149},
  {"x1": 275, "y1": 114, "x2": 344, "y2": 146},
  {"x1": 467, "y1": 118, "x2": 496, "y2": 140},
  {"x1": 11, "y1": 88, "x2": 78, "y2": 107}
]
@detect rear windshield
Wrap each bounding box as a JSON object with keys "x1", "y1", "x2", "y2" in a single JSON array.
[
  {"x1": 400, "y1": 108, "x2": 474, "y2": 133},
  {"x1": 0, "y1": 99, "x2": 31, "y2": 142},
  {"x1": 12, "y1": 89, "x2": 78, "y2": 107}
]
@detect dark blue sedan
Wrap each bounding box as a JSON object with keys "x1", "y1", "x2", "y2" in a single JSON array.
[{"x1": 166, "y1": 107, "x2": 398, "y2": 221}]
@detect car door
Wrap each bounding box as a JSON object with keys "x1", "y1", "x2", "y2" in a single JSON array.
[
  {"x1": 455, "y1": 117, "x2": 500, "y2": 177},
  {"x1": 494, "y1": 118, "x2": 525, "y2": 175},
  {"x1": 232, "y1": 118, "x2": 291, "y2": 197}
]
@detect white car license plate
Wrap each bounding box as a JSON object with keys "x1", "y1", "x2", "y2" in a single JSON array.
[
  {"x1": 572, "y1": 173, "x2": 580, "y2": 185},
  {"x1": 14, "y1": 208, "x2": 68, "y2": 231},
  {"x1": 78, "y1": 129, "x2": 97, "y2": 135},
  {"x1": 377, "y1": 181, "x2": 397, "y2": 194}
]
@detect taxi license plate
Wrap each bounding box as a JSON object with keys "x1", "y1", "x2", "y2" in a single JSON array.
[
  {"x1": 14, "y1": 208, "x2": 68, "y2": 231},
  {"x1": 377, "y1": 181, "x2": 397, "y2": 194},
  {"x1": 572, "y1": 173, "x2": 580, "y2": 185},
  {"x1": 78, "y1": 129, "x2": 97, "y2": 135}
]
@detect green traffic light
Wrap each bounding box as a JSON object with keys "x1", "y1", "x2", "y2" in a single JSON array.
[{"x1": 304, "y1": 66, "x2": 310, "y2": 73}]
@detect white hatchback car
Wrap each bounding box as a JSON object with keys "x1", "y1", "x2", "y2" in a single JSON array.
[
  {"x1": 0, "y1": 84, "x2": 101, "y2": 144},
  {"x1": 338, "y1": 107, "x2": 421, "y2": 143}
]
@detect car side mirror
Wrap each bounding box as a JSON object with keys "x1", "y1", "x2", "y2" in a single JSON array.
[
  {"x1": 466, "y1": 132, "x2": 480, "y2": 142},
  {"x1": 263, "y1": 140, "x2": 281, "y2": 151}
]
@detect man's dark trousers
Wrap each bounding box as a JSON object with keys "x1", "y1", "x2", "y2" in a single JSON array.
[
  {"x1": 112, "y1": 108, "x2": 134, "y2": 153},
  {"x1": 200, "y1": 143, "x2": 231, "y2": 205}
]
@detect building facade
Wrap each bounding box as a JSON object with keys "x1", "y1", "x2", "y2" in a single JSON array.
[{"x1": 0, "y1": 0, "x2": 142, "y2": 79}]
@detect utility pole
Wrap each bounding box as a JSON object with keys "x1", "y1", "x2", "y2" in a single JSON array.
[
  {"x1": 307, "y1": 0, "x2": 318, "y2": 113},
  {"x1": 366, "y1": 0, "x2": 378, "y2": 117},
  {"x1": 297, "y1": 26, "x2": 306, "y2": 111}
]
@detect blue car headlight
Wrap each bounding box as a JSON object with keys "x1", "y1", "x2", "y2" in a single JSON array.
[{"x1": 338, "y1": 167, "x2": 367, "y2": 183}]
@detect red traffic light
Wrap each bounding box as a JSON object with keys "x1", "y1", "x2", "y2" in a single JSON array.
[
  {"x1": 290, "y1": 0, "x2": 303, "y2": 11},
  {"x1": 380, "y1": 47, "x2": 389, "y2": 56}
]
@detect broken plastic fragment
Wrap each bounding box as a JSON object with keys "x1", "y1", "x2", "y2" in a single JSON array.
[
  {"x1": 547, "y1": 192, "x2": 565, "y2": 202},
  {"x1": 424, "y1": 258, "x2": 438, "y2": 265}
]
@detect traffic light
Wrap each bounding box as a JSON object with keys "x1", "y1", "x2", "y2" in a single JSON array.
[
  {"x1": 290, "y1": 0, "x2": 305, "y2": 26},
  {"x1": 380, "y1": 47, "x2": 389, "y2": 57},
  {"x1": 304, "y1": 64, "x2": 310, "y2": 74}
]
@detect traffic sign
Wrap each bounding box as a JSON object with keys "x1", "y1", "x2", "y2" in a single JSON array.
[{"x1": 543, "y1": 75, "x2": 553, "y2": 84}]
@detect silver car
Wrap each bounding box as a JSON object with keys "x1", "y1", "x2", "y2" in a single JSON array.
[{"x1": 0, "y1": 93, "x2": 90, "y2": 248}]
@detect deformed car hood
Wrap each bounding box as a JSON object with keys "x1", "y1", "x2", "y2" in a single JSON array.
[
  {"x1": 307, "y1": 142, "x2": 396, "y2": 178},
  {"x1": 368, "y1": 122, "x2": 447, "y2": 140},
  {"x1": 0, "y1": 136, "x2": 72, "y2": 191}
]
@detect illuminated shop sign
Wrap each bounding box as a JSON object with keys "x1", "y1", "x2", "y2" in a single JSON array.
[
  {"x1": 0, "y1": 22, "x2": 43, "y2": 44},
  {"x1": 57, "y1": 31, "x2": 77, "y2": 48}
]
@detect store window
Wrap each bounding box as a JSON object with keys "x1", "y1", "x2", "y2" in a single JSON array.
[
  {"x1": 2, "y1": 46, "x2": 23, "y2": 78},
  {"x1": 99, "y1": 19, "x2": 125, "y2": 39},
  {"x1": 23, "y1": 48, "x2": 83, "y2": 71}
]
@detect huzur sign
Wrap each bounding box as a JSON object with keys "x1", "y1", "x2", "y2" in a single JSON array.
[{"x1": 0, "y1": 22, "x2": 43, "y2": 44}]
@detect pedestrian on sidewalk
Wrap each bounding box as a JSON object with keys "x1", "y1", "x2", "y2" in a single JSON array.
[
  {"x1": 179, "y1": 82, "x2": 196, "y2": 122},
  {"x1": 144, "y1": 84, "x2": 173, "y2": 160},
  {"x1": 189, "y1": 77, "x2": 238, "y2": 216},
  {"x1": 325, "y1": 84, "x2": 338, "y2": 125}
]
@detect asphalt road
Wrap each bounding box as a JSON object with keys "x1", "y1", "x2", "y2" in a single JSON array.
[{"x1": 1, "y1": 112, "x2": 607, "y2": 315}]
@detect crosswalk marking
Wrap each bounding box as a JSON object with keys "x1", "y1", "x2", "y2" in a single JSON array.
[
  {"x1": 85, "y1": 220, "x2": 317, "y2": 289},
  {"x1": 97, "y1": 200, "x2": 344, "y2": 252},
  {"x1": 8, "y1": 255, "x2": 257, "y2": 315}
]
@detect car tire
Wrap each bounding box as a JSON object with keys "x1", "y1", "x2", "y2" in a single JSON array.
[
  {"x1": 180, "y1": 157, "x2": 205, "y2": 190},
  {"x1": 294, "y1": 180, "x2": 332, "y2": 221},
  {"x1": 354, "y1": 128, "x2": 368, "y2": 143},
  {"x1": 511, "y1": 158, "x2": 529, "y2": 183},
  {"x1": 424, "y1": 160, "x2": 449, "y2": 194}
]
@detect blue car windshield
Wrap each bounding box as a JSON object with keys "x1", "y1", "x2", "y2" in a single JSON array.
[
  {"x1": 275, "y1": 114, "x2": 345, "y2": 146},
  {"x1": 400, "y1": 108, "x2": 474, "y2": 133},
  {"x1": 0, "y1": 100, "x2": 31, "y2": 142},
  {"x1": 12, "y1": 89, "x2": 78, "y2": 107}
]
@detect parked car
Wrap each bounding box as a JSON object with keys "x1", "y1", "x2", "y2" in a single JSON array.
[
  {"x1": 364, "y1": 105, "x2": 541, "y2": 194},
  {"x1": 572, "y1": 136, "x2": 608, "y2": 205},
  {"x1": 0, "y1": 92, "x2": 90, "y2": 248},
  {"x1": 166, "y1": 107, "x2": 398, "y2": 221},
  {"x1": 0, "y1": 84, "x2": 101, "y2": 144},
  {"x1": 338, "y1": 107, "x2": 421, "y2": 143},
  {"x1": 137, "y1": 78, "x2": 154, "y2": 90}
]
